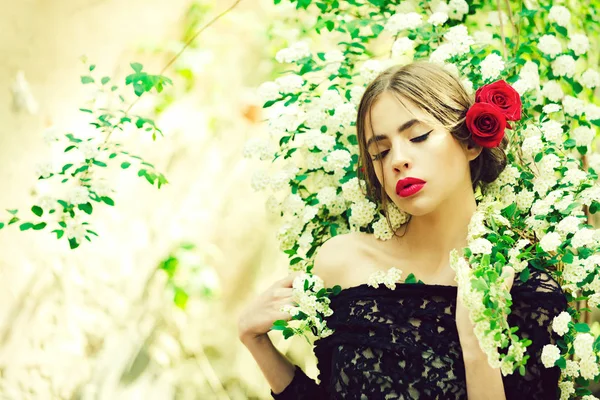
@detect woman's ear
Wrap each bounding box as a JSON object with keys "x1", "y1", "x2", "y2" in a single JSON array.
[{"x1": 464, "y1": 142, "x2": 483, "y2": 162}]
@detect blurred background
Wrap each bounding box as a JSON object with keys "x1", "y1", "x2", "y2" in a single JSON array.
[{"x1": 0, "y1": 0, "x2": 317, "y2": 398}]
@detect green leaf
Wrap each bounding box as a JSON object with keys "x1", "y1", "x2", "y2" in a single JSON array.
[
  {"x1": 371, "y1": 24, "x2": 384, "y2": 36},
  {"x1": 405, "y1": 273, "x2": 417, "y2": 284},
  {"x1": 52, "y1": 229, "x2": 64, "y2": 239},
  {"x1": 69, "y1": 238, "x2": 80, "y2": 249},
  {"x1": 282, "y1": 328, "x2": 294, "y2": 339},
  {"x1": 92, "y1": 160, "x2": 107, "y2": 167},
  {"x1": 174, "y1": 288, "x2": 189, "y2": 309},
  {"x1": 101, "y1": 196, "x2": 115, "y2": 206},
  {"x1": 555, "y1": 357, "x2": 566, "y2": 369},
  {"x1": 31, "y1": 206, "x2": 43, "y2": 217},
  {"x1": 272, "y1": 319, "x2": 288, "y2": 327},
  {"x1": 32, "y1": 222, "x2": 46, "y2": 230},
  {"x1": 79, "y1": 108, "x2": 93, "y2": 113},
  {"x1": 7, "y1": 209, "x2": 18, "y2": 216},
  {"x1": 101, "y1": 76, "x2": 110, "y2": 85},
  {"x1": 0, "y1": 223, "x2": 4, "y2": 230},
  {"x1": 290, "y1": 257, "x2": 303, "y2": 265},
  {"x1": 8, "y1": 217, "x2": 19, "y2": 225},
  {"x1": 19, "y1": 222, "x2": 34, "y2": 231},
  {"x1": 574, "y1": 323, "x2": 590, "y2": 333},
  {"x1": 81, "y1": 76, "x2": 94, "y2": 84},
  {"x1": 519, "y1": 267, "x2": 530, "y2": 282},
  {"x1": 130, "y1": 62, "x2": 143, "y2": 73},
  {"x1": 121, "y1": 162, "x2": 131, "y2": 169},
  {"x1": 78, "y1": 202, "x2": 93, "y2": 215}
]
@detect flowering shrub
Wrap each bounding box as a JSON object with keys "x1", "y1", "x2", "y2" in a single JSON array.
[
  {"x1": 249, "y1": 0, "x2": 600, "y2": 397},
  {"x1": 0, "y1": 61, "x2": 170, "y2": 249}
]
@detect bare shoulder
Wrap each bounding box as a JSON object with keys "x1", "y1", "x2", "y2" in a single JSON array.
[{"x1": 312, "y1": 232, "x2": 370, "y2": 286}]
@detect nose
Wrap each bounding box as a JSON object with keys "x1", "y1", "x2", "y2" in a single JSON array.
[{"x1": 389, "y1": 144, "x2": 411, "y2": 172}]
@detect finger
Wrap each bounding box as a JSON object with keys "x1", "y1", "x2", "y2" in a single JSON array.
[
  {"x1": 273, "y1": 288, "x2": 294, "y2": 298},
  {"x1": 280, "y1": 271, "x2": 305, "y2": 288},
  {"x1": 501, "y1": 266, "x2": 515, "y2": 291}
]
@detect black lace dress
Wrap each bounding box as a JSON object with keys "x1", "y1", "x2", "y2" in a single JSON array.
[{"x1": 271, "y1": 268, "x2": 567, "y2": 400}]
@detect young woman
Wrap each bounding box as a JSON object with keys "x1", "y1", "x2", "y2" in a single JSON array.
[{"x1": 238, "y1": 61, "x2": 567, "y2": 399}]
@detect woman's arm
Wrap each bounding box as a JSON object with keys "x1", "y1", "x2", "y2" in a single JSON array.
[
  {"x1": 458, "y1": 328, "x2": 507, "y2": 400},
  {"x1": 240, "y1": 334, "x2": 297, "y2": 394}
]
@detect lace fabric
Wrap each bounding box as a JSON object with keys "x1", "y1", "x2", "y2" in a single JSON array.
[{"x1": 271, "y1": 268, "x2": 567, "y2": 400}]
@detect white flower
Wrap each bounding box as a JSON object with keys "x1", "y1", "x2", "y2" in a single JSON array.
[
  {"x1": 250, "y1": 170, "x2": 270, "y2": 192},
  {"x1": 563, "y1": 360, "x2": 580, "y2": 378},
  {"x1": 473, "y1": 30, "x2": 493, "y2": 45},
  {"x1": 461, "y1": 78, "x2": 474, "y2": 94},
  {"x1": 541, "y1": 120, "x2": 563, "y2": 144},
  {"x1": 428, "y1": 12, "x2": 448, "y2": 26},
  {"x1": 541, "y1": 81, "x2": 564, "y2": 102},
  {"x1": 541, "y1": 344, "x2": 561, "y2": 368},
  {"x1": 429, "y1": 43, "x2": 454, "y2": 64},
  {"x1": 257, "y1": 81, "x2": 280, "y2": 102},
  {"x1": 582, "y1": 395, "x2": 600, "y2": 400},
  {"x1": 360, "y1": 59, "x2": 384, "y2": 82},
  {"x1": 350, "y1": 86, "x2": 366, "y2": 106},
  {"x1": 480, "y1": 53, "x2": 504, "y2": 81},
  {"x1": 573, "y1": 126, "x2": 595, "y2": 147},
  {"x1": 588, "y1": 293, "x2": 600, "y2": 308},
  {"x1": 91, "y1": 179, "x2": 113, "y2": 197},
  {"x1": 443, "y1": 25, "x2": 474, "y2": 55},
  {"x1": 448, "y1": 0, "x2": 469, "y2": 20},
  {"x1": 275, "y1": 74, "x2": 305, "y2": 93},
  {"x1": 556, "y1": 216, "x2": 582, "y2": 234},
  {"x1": 542, "y1": 104, "x2": 561, "y2": 114},
  {"x1": 384, "y1": 12, "x2": 423, "y2": 34},
  {"x1": 367, "y1": 270, "x2": 386, "y2": 288},
  {"x1": 391, "y1": 37, "x2": 415, "y2": 58},
  {"x1": 572, "y1": 228, "x2": 596, "y2": 248},
  {"x1": 324, "y1": 50, "x2": 345, "y2": 63},
  {"x1": 580, "y1": 69, "x2": 600, "y2": 89},
  {"x1": 373, "y1": 217, "x2": 394, "y2": 240},
  {"x1": 559, "y1": 381, "x2": 575, "y2": 400},
  {"x1": 323, "y1": 149, "x2": 351, "y2": 173},
  {"x1": 552, "y1": 55, "x2": 576, "y2": 78},
  {"x1": 68, "y1": 186, "x2": 90, "y2": 205},
  {"x1": 552, "y1": 311, "x2": 571, "y2": 336},
  {"x1": 487, "y1": 10, "x2": 508, "y2": 27},
  {"x1": 573, "y1": 333, "x2": 595, "y2": 358},
  {"x1": 541, "y1": 232, "x2": 562, "y2": 253},
  {"x1": 341, "y1": 177, "x2": 365, "y2": 202},
  {"x1": 275, "y1": 41, "x2": 311, "y2": 64},
  {"x1": 35, "y1": 162, "x2": 54, "y2": 179},
  {"x1": 319, "y1": 90, "x2": 344, "y2": 110},
  {"x1": 65, "y1": 219, "x2": 87, "y2": 243},
  {"x1": 586, "y1": 103, "x2": 600, "y2": 121},
  {"x1": 562, "y1": 95, "x2": 586, "y2": 116},
  {"x1": 349, "y1": 199, "x2": 377, "y2": 227},
  {"x1": 42, "y1": 126, "x2": 60, "y2": 144},
  {"x1": 469, "y1": 238, "x2": 493, "y2": 255},
  {"x1": 568, "y1": 34, "x2": 590, "y2": 56},
  {"x1": 548, "y1": 6, "x2": 571, "y2": 28},
  {"x1": 316, "y1": 186, "x2": 337, "y2": 207},
  {"x1": 538, "y1": 35, "x2": 562, "y2": 58},
  {"x1": 243, "y1": 137, "x2": 274, "y2": 160}
]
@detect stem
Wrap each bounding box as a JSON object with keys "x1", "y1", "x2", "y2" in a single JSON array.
[{"x1": 496, "y1": 0, "x2": 507, "y2": 61}]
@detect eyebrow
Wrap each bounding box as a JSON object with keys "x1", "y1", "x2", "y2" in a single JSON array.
[{"x1": 367, "y1": 118, "x2": 422, "y2": 149}]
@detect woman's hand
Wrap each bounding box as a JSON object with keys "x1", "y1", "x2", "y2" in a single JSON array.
[
  {"x1": 455, "y1": 266, "x2": 516, "y2": 339},
  {"x1": 237, "y1": 272, "x2": 303, "y2": 345}
]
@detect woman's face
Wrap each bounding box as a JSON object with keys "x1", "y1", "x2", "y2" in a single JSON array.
[{"x1": 364, "y1": 91, "x2": 481, "y2": 217}]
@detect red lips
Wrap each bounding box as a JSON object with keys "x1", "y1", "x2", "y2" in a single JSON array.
[{"x1": 396, "y1": 177, "x2": 426, "y2": 197}]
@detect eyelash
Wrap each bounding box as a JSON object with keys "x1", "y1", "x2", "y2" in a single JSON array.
[{"x1": 372, "y1": 132, "x2": 431, "y2": 161}]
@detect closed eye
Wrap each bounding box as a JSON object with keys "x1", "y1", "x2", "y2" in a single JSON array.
[{"x1": 371, "y1": 131, "x2": 431, "y2": 161}]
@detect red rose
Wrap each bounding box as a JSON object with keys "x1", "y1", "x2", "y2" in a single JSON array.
[
  {"x1": 475, "y1": 80, "x2": 522, "y2": 122},
  {"x1": 466, "y1": 102, "x2": 507, "y2": 148}
]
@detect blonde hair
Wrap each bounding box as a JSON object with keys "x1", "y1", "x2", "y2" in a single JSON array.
[{"x1": 355, "y1": 61, "x2": 508, "y2": 234}]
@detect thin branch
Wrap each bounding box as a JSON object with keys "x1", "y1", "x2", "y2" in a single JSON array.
[{"x1": 496, "y1": 0, "x2": 507, "y2": 61}]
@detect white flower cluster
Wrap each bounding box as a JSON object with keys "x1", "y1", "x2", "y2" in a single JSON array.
[
  {"x1": 280, "y1": 273, "x2": 334, "y2": 338},
  {"x1": 367, "y1": 267, "x2": 403, "y2": 290},
  {"x1": 275, "y1": 41, "x2": 311, "y2": 64}
]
